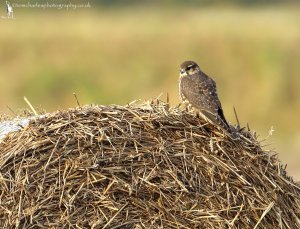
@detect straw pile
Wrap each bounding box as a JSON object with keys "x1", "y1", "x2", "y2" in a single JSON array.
[{"x1": 0, "y1": 101, "x2": 299, "y2": 228}]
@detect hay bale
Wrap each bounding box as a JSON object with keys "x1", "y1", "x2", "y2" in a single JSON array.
[{"x1": 0, "y1": 101, "x2": 299, "y2": 228}]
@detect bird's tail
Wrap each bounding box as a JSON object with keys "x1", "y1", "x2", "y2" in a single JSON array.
[{"x1": 200, "y1": 110, "x2": 240, "y2": 140}]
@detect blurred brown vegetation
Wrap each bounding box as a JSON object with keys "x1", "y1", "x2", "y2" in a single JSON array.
[{"x1": 0, "y1": 5, "x2": 300, "y2": 178}]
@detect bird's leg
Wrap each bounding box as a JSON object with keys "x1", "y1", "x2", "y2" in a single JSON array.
[
  {"x1": 187, "y1": 104, "x2": 194, "y2": 112},
  {"x1": 179, "y1": 100, "x2": 189, "y2": 111}
]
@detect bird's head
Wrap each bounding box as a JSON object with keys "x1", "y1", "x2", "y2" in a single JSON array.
[{"x1": 180, "y1": 61, "x2": 200, "y2": 76}]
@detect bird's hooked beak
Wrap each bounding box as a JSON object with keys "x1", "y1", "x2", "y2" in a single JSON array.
[{"x1": 180, "y1": 69, "x2": 185, "y2": 74}]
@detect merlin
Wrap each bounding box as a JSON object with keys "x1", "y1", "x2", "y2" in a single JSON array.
[{"x1": 179, "y1": 60, "x2": 233, "y2": 135}]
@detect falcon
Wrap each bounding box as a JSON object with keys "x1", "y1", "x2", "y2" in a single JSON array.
[{"x1": 179, "y1": 60, "x2": 232, "y2": 135}]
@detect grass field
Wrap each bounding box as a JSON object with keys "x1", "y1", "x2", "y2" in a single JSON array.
[{"x1": 0, "y1": 5, "x2": 300, "y2": 178}]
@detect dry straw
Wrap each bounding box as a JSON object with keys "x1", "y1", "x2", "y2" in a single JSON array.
[{"x1": 0, "y1": 101, "x2": 299, "y2": 228}]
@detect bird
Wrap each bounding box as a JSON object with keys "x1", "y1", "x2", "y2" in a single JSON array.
[
  {"x1": 6, "y1": 1, "x2": 13, "y2": 19},
  {"x1": 179, "y1": 60, "x2": 235, "y2": 137}
]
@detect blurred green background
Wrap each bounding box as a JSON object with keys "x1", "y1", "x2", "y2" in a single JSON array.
[{"x1": 1, "y1": 1, "x2": 300, "y2": 179}]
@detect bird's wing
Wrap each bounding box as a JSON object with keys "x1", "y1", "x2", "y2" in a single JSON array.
[{"x1": 180, "y1": 73, "x2": 230, "y2": 129}]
